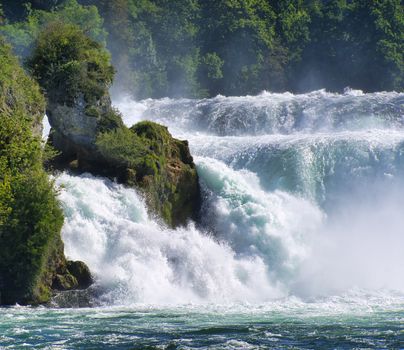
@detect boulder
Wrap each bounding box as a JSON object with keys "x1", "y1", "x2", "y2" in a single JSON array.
[{"x1": 66, "y1": 260, "x2": 93, "y2": 289}]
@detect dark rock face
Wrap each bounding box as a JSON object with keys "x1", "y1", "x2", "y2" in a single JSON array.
[
  {"x1": 52, "y1": 273, "x2": 78, "y2": 291},
  {"x1": 47, "y1": 242, "x2": 93, "y2": 293},
  {"x1": 51, "y1": 260, "x2": 93, "y2": 291},
  {"x1": 66, "y1": 261, "x2": 93, "y2": 289}
]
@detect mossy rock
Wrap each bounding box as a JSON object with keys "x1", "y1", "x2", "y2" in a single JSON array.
[
  {"x1": 52, "y1": 273, "x2": 78, "y2": 291},
  {"x1": 52, "y1": 260, "x2": 93, "y2": 291},
  {"x1": 96, "y1": 121, "x2": 201, "y2": 227},
  {"x1": 67, "y1": 260, "x2": 93, "y2": 289}
]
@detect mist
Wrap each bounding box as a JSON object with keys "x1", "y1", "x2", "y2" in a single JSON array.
[{"x1": 294, "y1": 180, "x2": 404, "y2": 297}]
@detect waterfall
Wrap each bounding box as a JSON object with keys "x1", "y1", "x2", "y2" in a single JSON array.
[{"x1": 55, "y1": 90, "x2": 404, "y2": 305}]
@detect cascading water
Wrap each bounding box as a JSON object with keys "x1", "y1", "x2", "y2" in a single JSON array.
[
  {"x1": 53, "y1": 89, "x2": 404, "y2": 304},
  {"x1": 56, "y1": 172, "x2": 283, "y2": 304},
  {"x1": 2, "y1": 89, "x2": 403, "y2": 349}
]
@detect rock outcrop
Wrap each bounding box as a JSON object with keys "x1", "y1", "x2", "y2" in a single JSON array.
[
  {"x1": 29, "y1": 23, "x2": 200, "y2": 227},
  {"x1": 53, "y1": 260, "x2": 93, "y2": 291},
  {"x1": 96, "y1": 121, "x2": 200, "y2": 226}
]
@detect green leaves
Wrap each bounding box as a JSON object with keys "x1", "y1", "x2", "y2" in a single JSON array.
[
  {"x1": 1, "y1": 0, "x2": 403, "y2": 96},
  {"x1": 0, "y1": 40, "x2": 63, "y2": 305},
  {"x1": 27, "y1": 22, "x2": 114, "y2": 106},
  {"x1": 0, "y1": 0, "x2": 106, "y2": 58},
  {"x1": 113, "y1": 0, "x2": 403, "y2": 94},
  {"x1": 96, "y1": 126, "x2": 148, "y2": 168},
  {"x1": 201, "y1": 53, "x2": 224, "y2": 80}
]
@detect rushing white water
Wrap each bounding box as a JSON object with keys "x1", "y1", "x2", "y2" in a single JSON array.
[
  {"x1": 56, "y1": 162, "x2": 322, "y2": 304},
  {"x1": 55, "y1": 89, "x2": 404, "y2": 305},
  {"x1": 116, "y1": 89, "x2": 404, "y2": 136}
]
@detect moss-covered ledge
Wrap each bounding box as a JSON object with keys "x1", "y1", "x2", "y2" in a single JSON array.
[{"x1": 96, "y1": 121, "x2": 200, "y2": 226}]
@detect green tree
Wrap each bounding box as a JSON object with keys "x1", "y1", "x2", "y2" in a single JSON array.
[
  {"x1": 291, "y1": 0, "x2": 403, "y2": 92},
  {"x1": 346, "y1": 0, "x2": 404, "y2": 91},
  {"x1": 27, "y1": 22, "x2": 114, "y2": 106},
  {"x1": 0, "y1": 4, "x2": 4, "y2": 25},
  {"x1": 0, "y1": 0, "x2": 106, "y2": 57},
  {"x1": 3, "y1": 0, "x2": 402, "y2": 96},
  {"x1": 83, "y1": 0, "x2": 202, "y2": 98},
  {"x1": 198, "y1": 0, "x2": 284, "y2": 95}
]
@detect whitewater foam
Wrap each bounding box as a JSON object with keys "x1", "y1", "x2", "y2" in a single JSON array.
[
  {"x1": 56, "y1": 172, "x2": 291, "y2": 305},
  {"x1": 114, "y1": 89, "x2": 404, "y2": 136}
]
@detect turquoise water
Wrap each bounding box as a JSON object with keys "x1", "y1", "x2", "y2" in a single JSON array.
[{"x1": 1, "y1": 293, "x2": 403, "y2": 349}]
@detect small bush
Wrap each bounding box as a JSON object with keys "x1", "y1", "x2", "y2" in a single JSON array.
[
  {"x1": 96, "y1": 126, "x2": 148, "y2": 168},
  {"x1": 27, "y1": 22, "x2": 114, "y2": 106}
]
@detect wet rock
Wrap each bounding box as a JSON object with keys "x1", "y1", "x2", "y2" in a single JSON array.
[{"x1": 67, "y1": 260, "x2": 93, "y2": 289}]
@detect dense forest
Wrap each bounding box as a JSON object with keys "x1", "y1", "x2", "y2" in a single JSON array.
[{"x1": 1, "y1": 0, "x2": 403, "y2": 98}]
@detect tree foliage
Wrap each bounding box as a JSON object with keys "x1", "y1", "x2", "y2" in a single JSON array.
[
  {"x1": 0, "y1": 0, "x2": 106, "y2": 57},
  {"x1": 27, "y1": 22, "x2": 114, "y2": 106},
  {"x1": 293, "y1": 0, "x2": 404, "y2": 92},
  {"x1": 1, "y1": 0, "x2": 403, "y2": 95},
  {"x1": 0, "y1": 38, "x2": 64, "y2": 304}
]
